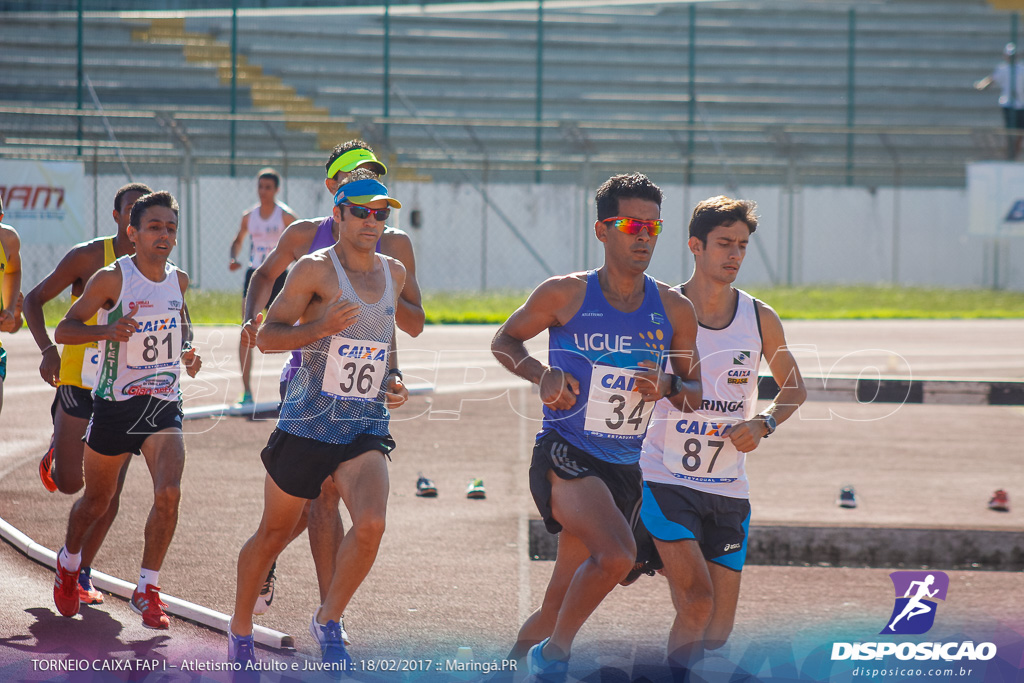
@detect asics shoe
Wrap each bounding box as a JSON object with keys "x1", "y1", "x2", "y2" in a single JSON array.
[
  {"x1": 78, "y1": 566, "x2": 104, "y2": 604},
  {"x1": 415, "y1": 474, "x2": 438, "y2": 497},
  {"x1": 837, "y1": 486, "x2": 858, "y2": 509},
  {"x1": 234, "y1": 391, "x2": 254, "y2": 408},
  {"x1": 53, "y1": 553, "x2": 81, "y2": 617},
  {"x1": 309, "y1": 614, "x2": 352, "y2": 674},
  {"x1": 526, "y1": 638, "x2": 568, "y2": 683},
  {"x1": 131, "y1": 585, "x2": 170, "y2": 630},
  {"x1": 39, "y1": 443, "x2": 57, "y2": 493},
  {"x1": 252, "y1": 562, "x2": 276, "y2": 615},
  {"x1": 466, "y1": 478, "x2": 486, "y2": 500},
  {"x1": 988, "y1": 489, "x2": 1010, "y2": 512}
]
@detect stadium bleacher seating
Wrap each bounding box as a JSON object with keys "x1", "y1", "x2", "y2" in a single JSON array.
[{"x1": 0, "y1": 0, "x2": 1017, "y2": 185}]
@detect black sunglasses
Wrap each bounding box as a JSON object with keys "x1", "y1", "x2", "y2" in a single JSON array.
[{"x1": 343, "y1": 203, "x2": 390, "y2": 222}]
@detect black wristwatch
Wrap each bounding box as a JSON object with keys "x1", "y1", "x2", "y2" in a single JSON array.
[
  {"x1": 665, "y1": 374, "x2": 685, "y2": 398},
  {"x1": 387, "y1": 368, "x2": 403, "y2": 382},
  {"x1": 759, "y1": 413, "x2": 777, "y2": 437}
]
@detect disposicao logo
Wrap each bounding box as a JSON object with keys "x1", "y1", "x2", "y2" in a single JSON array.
[
  {"x1": 881, "y1": 571, "x2": 948, "y2": 635},
  {"x1": 830, "y1": 570, "x2": 997, "y2": 663}
]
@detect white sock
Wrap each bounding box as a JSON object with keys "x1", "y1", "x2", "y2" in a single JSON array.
[
  {"x1": 138, "y1": 568, "x2": 159, "y2": 592},
  {"x1": 59, "y1": 547, "x2": 81, "y2": 573}
]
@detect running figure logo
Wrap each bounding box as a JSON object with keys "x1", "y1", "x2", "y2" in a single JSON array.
[{"x1": 881, "y1": 571, "x2": 949, "y2": 635}]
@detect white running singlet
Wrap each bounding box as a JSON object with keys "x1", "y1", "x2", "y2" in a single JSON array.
[
  {"x1": 248, "y1": 202, "x2": 291, "y2": 268},
  {"x1": 94, "y1": 256, "x2": 185, "y2": 402},
  {"x1": 640, "y1": 288, "x2": 763, "y2": 499}
]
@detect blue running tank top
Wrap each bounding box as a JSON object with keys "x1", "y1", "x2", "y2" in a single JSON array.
[
  {"x1": 540, "y1": 270, "x2": 673, "y2": 465},
  {"x1": 278, "y1": 248, "x2": 396, "y2": 444}
]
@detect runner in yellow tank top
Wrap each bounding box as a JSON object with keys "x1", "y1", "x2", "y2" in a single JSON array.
[
  {"x1": 22, "y1": 183, "x2": 151, "y2": 606},
  {"x1": 0, "y1": 194, "x2": 25, "y2": 419},
  {"x1": 57, "y1": 237, "x2": 116, "y2": 388}
]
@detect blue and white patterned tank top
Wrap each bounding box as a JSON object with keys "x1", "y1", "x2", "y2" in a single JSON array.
[
  {"x1": 278, "y1": 248, "x2": 396, "y2": 444},
  {"x1": 540, "y1": 270, "x2": 673, "y2": 465}
]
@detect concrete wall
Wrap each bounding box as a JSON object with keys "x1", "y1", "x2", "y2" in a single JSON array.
[{"x1": 19, "y1": 176, "x2": 1020, "y2": 295}]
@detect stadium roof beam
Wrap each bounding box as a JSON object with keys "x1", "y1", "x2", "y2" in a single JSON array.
[{"x1": 113, "y1": 0, "x2": 743, "y2": 21}]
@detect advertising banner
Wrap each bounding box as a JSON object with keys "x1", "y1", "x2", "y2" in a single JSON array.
[{"x1": 0, "y1": 159, "x2": 87, "y2": 244}]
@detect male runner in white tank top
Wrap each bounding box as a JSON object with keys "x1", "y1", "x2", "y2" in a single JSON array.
[
  {"x1": 229, "y1": 168, "x2": 296, "y2": 406},
  {"x1": 638, "y1": 196, "x2": 807, "y2": 679},
  {"x1": 24, "y1": 182, "x2": 151, "y2": 606},
  {"x1": 52, "y1": 191, "x2": 203, "y2": 631}
]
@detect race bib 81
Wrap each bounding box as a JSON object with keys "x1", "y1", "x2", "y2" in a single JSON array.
[{"x1": 126, "y1": 315, "x2": 182, "y2": 369}]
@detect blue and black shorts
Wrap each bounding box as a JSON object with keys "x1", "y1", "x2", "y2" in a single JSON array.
[{"x1": 641, "y1": 481, "x2": 750, "y2": 571}]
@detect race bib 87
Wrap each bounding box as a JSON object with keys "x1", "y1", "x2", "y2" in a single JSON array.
[
  {"x1": 321, "y1": 336, "x2": 391, "y2": 401},
  {"x1": 663, "y1": 415, "x2": 742, "y2": 484},
  {"x1": 583, "y1": 366, "x2": 656, "y2": 439}
]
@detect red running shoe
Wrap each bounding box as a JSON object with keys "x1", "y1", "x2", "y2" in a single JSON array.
[
  {"x1": 39, "y1": 443, "x2": 57, "y2": 493},
  {"x1": 130, "y1": 585, "x2": 170, "y2": 630},
  {"x1": 988, "y1": 489, "x2": 1010, "y2": 512},
  {"x1": 53, "y1": 555, "x2": 81, "y2": 617}
]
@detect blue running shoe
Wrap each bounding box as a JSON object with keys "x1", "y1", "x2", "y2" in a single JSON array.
[
  {"x1": 228, "y1": 630, "x2": 256, "y2": 666},
  {"x1": 310, "y1": 614, "x2": 352, "y2": 677},
  {"x1": 526, "y1": 638, "x2": 568, "y2": 683},
  {"x1": 228, "y1": 628, "x2": 258, "y2": 683}
]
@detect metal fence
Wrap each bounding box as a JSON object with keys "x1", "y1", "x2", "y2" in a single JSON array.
[
  {"x1": 4, "y1": 1, "x2": 1024, "y2": 292},
  {"x1": 2, "y1": 1, "x2": 1022, "y2": 186}
]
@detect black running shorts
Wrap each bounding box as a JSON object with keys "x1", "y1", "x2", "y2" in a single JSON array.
[
  {"x1": 530, "y1": 430, "x2": 643, "y2": 535},
  {"x1": 85, "y1": 396, "x2": 183, "y2": 456},
  {"x1": 261, "y1": 427, "x2": 396, "y2": 500},
  {"x1": 51, "y1": 384, "x2": 94, "y2": 422},
  {"x1": 243, "y1": 267, "x2": 287, "y2": 306}
]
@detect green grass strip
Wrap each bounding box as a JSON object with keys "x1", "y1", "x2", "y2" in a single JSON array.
[{"x1": 35, "y1": 285, "x2": 1024, "y2": 328}]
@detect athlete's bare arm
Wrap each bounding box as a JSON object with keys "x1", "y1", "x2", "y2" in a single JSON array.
[
  {"x1": 724, "y1": 302, "x2": 806, "y2": 453},
  {"x1": 383, "y1": 257, "x2": 409, "y2": 409},
  {"x1": 229, "y1": 212, "x2": 250, "y2": 272},
  {"x1": 24, "y1": 241, "x2": 107, "y2": 385},
  {"x1": 0, "y1": 226, "x2": 22, "y2": 334},
  {"x1": 242, "y1": 218, "x2": 320, "y2": 326},
  {"x1": 491, "y1": 274, "x2": 587, "y2": 410},
  {"x1": 177, "y1": 270, "x2": 202, "y2": 378},
  {"x1": 638, "y1": 284, "x2": 702, "y2": 412},
  {"x1": 384, "y1": 256, "x2": 408, "y2": 316},
  {"x1": 54, "y1": 266, "x2": 137, "y2": 346},
  {"x1": 380, "y1": 228, "x2": 424, "y2": 337},
  {"x1": 256, "y1": 254, "x2": 360, "y2": 353}
]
